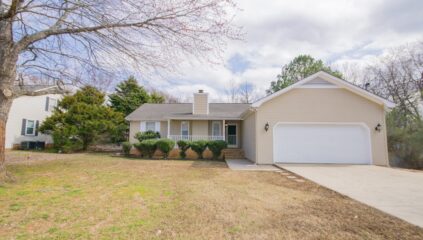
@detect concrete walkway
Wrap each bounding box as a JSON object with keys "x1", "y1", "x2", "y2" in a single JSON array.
[
  {"x1": 226, "y1": 159, "x2": 280, "y2": 171},
  {"x1": 277, "y1": 164, "x2": 423, "y2": 228}
]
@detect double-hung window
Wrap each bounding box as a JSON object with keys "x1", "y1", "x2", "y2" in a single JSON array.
[
  {"x1": 212, "y1": 121, "x2": 221, "y2": 137},
  {"x1": 181, "y1": 121, "x2": 189, "y2": 139},
  {"x1": 46, "y1": 97, "x2": 58, "y2": 112},
  {"x1": 25, "y1": 120, "x2": 35, "y2": 135},
  {"x1": 146, "y1": 121, "x2": 156, "y2": 132}
]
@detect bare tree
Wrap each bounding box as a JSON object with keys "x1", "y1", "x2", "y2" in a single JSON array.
[
  {"x1": 334, "y1": 62, "x2": 366, "y2": 85},
  {"x1": 148, "y1": 88, "x2": 180, "y2": 103},
  {"x1": 0, "y1": 0, "x2": 241, "y2": 180},
  {"x1": 365, "y1": 43, "x2": 423, "y2": 121},
  {"x1": 224, "y1": 78, "x2": 255, "y2": 103},
  {"x1": 239, "y1": 80, "x2": 252, "y2": 103},
  {"x1": 225, "y1": 78, "x2": 239, "y2": 103}
]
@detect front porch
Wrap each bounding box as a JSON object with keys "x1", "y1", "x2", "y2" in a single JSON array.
[{"x1": 165, "y1": 119, "x2": 241, "y2": 148}]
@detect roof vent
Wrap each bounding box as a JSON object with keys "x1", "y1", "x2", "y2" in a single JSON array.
[{"x1": 198, "y1": 89, "x2": 204, "y2": 93}]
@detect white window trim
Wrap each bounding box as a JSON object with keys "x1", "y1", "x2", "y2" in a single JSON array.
[
  {"x1": 48, "y1": 98, "x2": 58, "y2": 111},
  {"x1": 212, "y1": 121, "x2": 222, "y2": 136},
  {"x1": 145, "y1": 121, "x2": 156, "y2": 132},
  {"x1": 25, "y1": 120, "x2": 36, "y2": 136},
  {"x1": 181, "y1": 121, "x2": 190, "y2": 136}
]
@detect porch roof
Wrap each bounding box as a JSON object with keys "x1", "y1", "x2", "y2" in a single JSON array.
[{"x1": 126, "y1": 103, "x2": 250, "y2": 121}]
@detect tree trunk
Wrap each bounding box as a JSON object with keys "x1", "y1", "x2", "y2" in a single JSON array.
[{"x1": 0, "y1": 17, "x2": 19, "y2": 182}]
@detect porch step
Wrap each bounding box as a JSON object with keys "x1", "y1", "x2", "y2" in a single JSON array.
[{"x1": 222, "y1": 148, "x2": 245, "y2": 159}]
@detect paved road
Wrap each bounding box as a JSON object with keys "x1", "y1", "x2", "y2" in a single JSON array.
[{"x1": 276, "y1": 164, "x2": 423, "y2": 228}]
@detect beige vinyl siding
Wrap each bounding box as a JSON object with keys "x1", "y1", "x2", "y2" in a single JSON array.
[
  {"x1": 129, "y1": 121, "x2": 140, "y2": 144},
  {"x1": 191, "y1": 120, "x2": 208, "y2": 136},
  {"x1": 169, "y1": 120, "x2": 180, "y2": 135},
  {"x1": 242, "y1": 112, "x2": 256, "y2": 162},
  {"x1": 159, "y1": 121, "x2": 168, "y2": 138},
  {"x1": 255, "y1": 88, "x2": 389, "y2": 166},
  {"x1": 193, "y1": 93, "x2": 208, "y2": 114}
]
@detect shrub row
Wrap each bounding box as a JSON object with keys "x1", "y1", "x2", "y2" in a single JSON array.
[
  {"x1": 123, "y1": 139, "x2": 227, "y2": 160},
  {"x1": 177, "y1": 140, "x2": 227, "y2": 160}
]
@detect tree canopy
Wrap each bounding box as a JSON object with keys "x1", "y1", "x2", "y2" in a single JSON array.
[
  {"x1": 0, "y1": 0, "x2": 240, "y2": 177},
  {"x1": 267, "y1": 55, "x2": 343, "y2": 94},
  {"x1": 40, "y1": 86, "x2": 126, "y2": 152},
  {"x1": 109, "y1": 76, "x2": 165, "y2": 116}
]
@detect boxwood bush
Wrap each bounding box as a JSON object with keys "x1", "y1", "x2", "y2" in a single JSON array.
[
  {"x1": 134, "y1": 139, "x2": 158, "y2": 158},
  {"x1": 190, "y1": 140, "x2": 208, "y2": 159},
  {"x1": 121, "y1": 142, "x2": 132, "y2": 156},
  {"x1": 208, "y1": 140, "x2": 227, "y2": 160},
  {"x1": 134, "y1": 130, "x2": 160, "y2": 142},
  {"x1": 156, "y1": 139, "x2": 175, "y2": 159},
  {"x1": 177, "y1": 140, "x2": 191, "y2": 159}
]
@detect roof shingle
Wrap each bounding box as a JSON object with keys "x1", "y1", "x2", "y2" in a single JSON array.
[{"x1": 126, "y1": 103, "x2": 250, "y2": 121}]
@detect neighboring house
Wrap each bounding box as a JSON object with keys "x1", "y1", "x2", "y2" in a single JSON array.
[
  {"x1": 5, "y1": 85, "x2": 63, "y2": 149},
  {"x1": 126, "y1": 71, "x2": 395, "y2": 166}
]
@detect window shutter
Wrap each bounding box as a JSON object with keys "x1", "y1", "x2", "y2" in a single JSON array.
[
  {"x1": 35, "y1": 121, "x2": 39, "y2": 136},
  {"x1": 45, "y1": 97, "x2": 50, "y2": 111},
  {"x1": 155, "y1": 122, "x2": 161, "y2": 132},
  {"x1": 140, "y1": 121, "x2": 146, "y2": 132},
  {"x1": 21, "y1": 119, "x2": 27, "y2": 135}
]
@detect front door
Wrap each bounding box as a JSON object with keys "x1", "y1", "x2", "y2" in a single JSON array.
[{"x1": 226, "y1": 124, "x2": 237, "y2": 148}]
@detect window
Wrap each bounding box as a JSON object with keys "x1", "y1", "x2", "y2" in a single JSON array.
[
  {"x1": 48, "y1": 98, "x2": 57, "y2": 111},
  {"x1": 46, "y1": 97, "x2": 58, "y2": 112},
  {"x1": 181, "y1": 121, "x2": 189, "y2": 137},
  {"x1": 212, "y1": 121, "x2": 221, "y2": 136},
  {"x1": 25, "y1": 120, "x2": 35, "y2": 135},
  {"x1": 146, "y1": 121, "x2": 156, "y2": 131}
]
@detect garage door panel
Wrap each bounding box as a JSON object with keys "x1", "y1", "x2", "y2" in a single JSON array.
[{"x1": 274, "y1": 123, "x2": 372, "y2": 164}]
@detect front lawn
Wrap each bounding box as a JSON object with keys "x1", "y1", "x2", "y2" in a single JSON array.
[{"x1": 1, "y1": 151, "x2": 422, "y2": 239}]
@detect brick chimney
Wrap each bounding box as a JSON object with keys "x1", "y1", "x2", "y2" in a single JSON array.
[{"x1": 193, "y1": 89, "x2": 209, "y2": 114}]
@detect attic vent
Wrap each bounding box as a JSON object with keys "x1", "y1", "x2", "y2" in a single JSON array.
[
  {"x1": 198, "y1": 89, "x2": 204, "y2": 93},
  {"x1": 301, "y1": 77, "x2": 338, "y2": 88}
]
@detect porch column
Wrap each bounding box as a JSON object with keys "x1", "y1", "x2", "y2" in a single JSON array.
[
  {"x1": 222, "y1": 120, "x2": 226, "y2": 141},
  {"x1": 167, "y1": 119, "x2": 170, "y2": 138}
]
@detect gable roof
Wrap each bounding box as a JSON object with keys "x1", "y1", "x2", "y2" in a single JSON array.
[
  {"x1": 126, "y1": 103, "x2": 250, "y2": 121},
  {"x1": 251, "y1": 71, "x2": 396, "y2": 109}
]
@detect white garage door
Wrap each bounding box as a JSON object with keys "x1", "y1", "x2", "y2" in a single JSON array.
[{"x1": 274, "y1": 123, "x2": 372, "y2": 164}]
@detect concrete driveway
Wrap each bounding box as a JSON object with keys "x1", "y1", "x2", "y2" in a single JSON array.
[{"x1": 276, "y1": 164, "x2": 423, "y2": 228}]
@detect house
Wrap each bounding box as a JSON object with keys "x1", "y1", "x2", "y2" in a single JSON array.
[
  {"x1": 126, "y1": 71, "x2": 395, "y2": 165},
  {"x1": 5, "y1": 85, "x2": 63, "y2": 149}
]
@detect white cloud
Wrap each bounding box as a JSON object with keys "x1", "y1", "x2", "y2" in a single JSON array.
[{"x1": 141, "y1": 0, "x2": 423, "y2": 101}]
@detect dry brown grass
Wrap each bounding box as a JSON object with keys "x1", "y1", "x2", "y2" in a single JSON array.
[{"x1": 1, "y1": 151, "x2": 422, "y2": 239}]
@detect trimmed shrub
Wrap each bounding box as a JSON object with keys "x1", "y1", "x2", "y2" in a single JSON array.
[
  {"x1": 156, "y1": 139, "x2": 175, "y2": 159},
  {"x1": 122, "y1": 142, "x2": 132, "y2": 156},
  {"x1": 190, "y1": 140, "x2": 208, "y2": 159},
  {"x1": 135, "y1": 130, "x2": 160, "y2": 142},
  {"x1": 133, "y1": 139, "x2": 158, "y2": 158},
  {"x1": 177, "y1": 140, "x2": 191, "y2": 159},
  {"x1": 208, "y1": 140, "x2": 228, "y2": 160}
]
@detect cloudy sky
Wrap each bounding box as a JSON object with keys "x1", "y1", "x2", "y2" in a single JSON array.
[{"x1": 140, "y1": 0, "x2": 423, "y2": 102}]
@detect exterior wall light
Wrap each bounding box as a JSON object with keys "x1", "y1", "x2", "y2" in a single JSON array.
[
  {"x1": 375, "y1": 123, "x2": 382, "y2": 132},
  {"x1": 264, "y1": 122, "x2": 270, "y2": 132}
]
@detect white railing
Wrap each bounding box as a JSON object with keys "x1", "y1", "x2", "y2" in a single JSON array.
[{"x1": 168, "y1": 135, "x2": 225, "y2": 141}]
